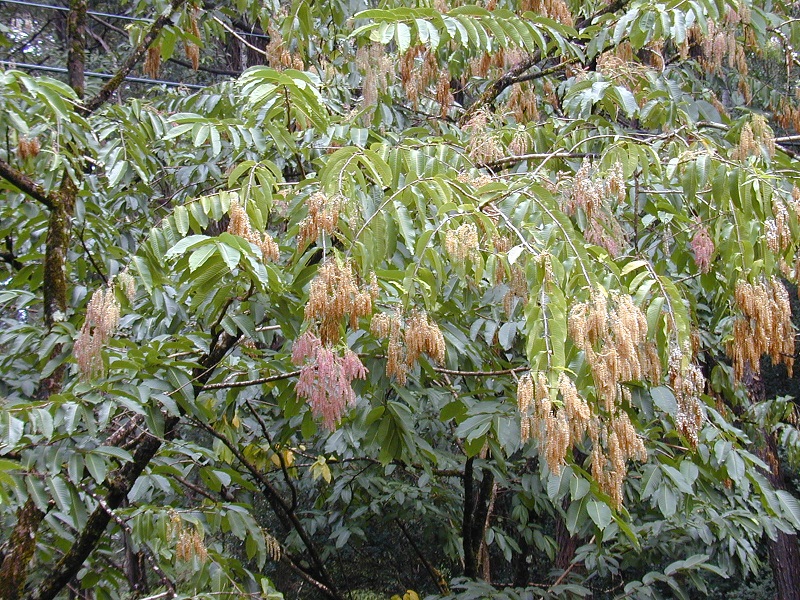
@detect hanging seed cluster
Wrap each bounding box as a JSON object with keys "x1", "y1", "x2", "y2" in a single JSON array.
[
  {"x1": 667, "y1": 343, "x2": 705, "y2": 447},
  {"x1": 298, "y1": 191, "x2": 343, "y2": 248},
  {"x1": 371, "y1": 310, "x2": 446, "y2": 385},
  {"x1": 228, "y1": 197, "x2": 280, "y2": 262},
  {"x1": 305, "y1": 259, "x2": 377, "y2": 345},
  {"x1": 568, "y1": 290, "x2": 658, "y2": 412},
  {"x1": 728, "y1": 278, "x2": 795, "y2": 382},
  {"x1": 74, "y1": 282, "x2": 121, "y2": 380},
  {"x1": 507, "y1": 82, "x2": 540, "y2": 124},
  {"x1": 144, "y1": 44, "x2": 162, "y2": 78},
  {"x1": 292, "y1": 331, "x2": 368, "y2": 430},
  {"x1": 734, "y1": 115, "x2": 776, "y2": 160}
]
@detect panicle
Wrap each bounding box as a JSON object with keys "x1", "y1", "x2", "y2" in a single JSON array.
[
  {"x1": 305, "y1": 258, "x2": 375, "y2": 344},
  {"x1": 74, "y1": 282, "x2": 122, "y2": 379},
  {"x1": 227, "y1": 196, "x2": 280, "y2": 262}
]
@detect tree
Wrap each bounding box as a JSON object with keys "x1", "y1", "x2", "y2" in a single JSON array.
[{"x1": 2, "y1": 0, "x2": 800, "y2": 598}]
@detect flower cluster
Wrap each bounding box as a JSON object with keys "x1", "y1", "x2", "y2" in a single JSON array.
[
  {"x1": 74, "y1": 282, "x2": 122, "y2": 379},
  {"x1": 563, "y1": 161, "x2": 627, "y2": 257},
  {"x1": 305, "y1": 259, "x2": 377, "y2": 344},
  {"x1": 735, "y1": 115, "x2": 775, "y2": 160},
  {"x1": 399, "y1": 45, "x2": 439, "y2": 110},
  {"x1": 266, "y1": 24, "x2": 304, "y2": 71},
  {"x1": 184, "y1": 7, "x2": 201, "y2": 71},
  {"x1": 568, "y1": 290, "x2": 658, "y2": 412},
  {"x1": 227, "y1": 196, "x2": 280, "y2": 262},
  {"x1": 588, "y1": 411, "x2": 647, "y2": 509},
  {"x1": 517, "y1": 369, "x2": 644, "y2": 508},
  {"x1": 464, "y1": 109, "x2": 503, "y2": 163},
  {"x1": 299, "y1": 191, "x2": 343, "y2": 247},
  {"x1": 728, "y1": 278, "x2": 795, "y2": 382},
  {"x1": 690, "y1": 220, "x2": 715, "y2": 273},
  {"x1": 357, "y1": 43, "x2": 393, "y2": 110},
  {"x1": 507, "y1": 83, "x2": 539, "y2": 124},
  {"x1": 170, "y1": 512, "x2": 208, "y2": 563},
  {"x1": 144, "y1": 44, "x2": 162, "y2": 78},
  {"x1": 16, "y1": 136, "x2": 40, "y2": 160},
  {"x1": 371, "y1": 310, "x2": 446, "y2": 385},
  {"x1": 292, "y1": 331, "x2": 368, "y2": 430},
  {"x1": 667, "y1": 343, "x2": 705, "y2": 447},
  {"x1": 521, "y1": 0, "x2": 573, "y2": 26},
  {"x1": 445, "y1": 223, "x2": 480, "y2": 264}
]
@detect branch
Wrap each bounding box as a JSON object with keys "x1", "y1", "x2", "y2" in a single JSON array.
[
  {"x1": 200, "y1": 369, "x2": 301, "y2": 390},
  {"x1": 433, "y1": 365, "x2": 529, "y2": 377},
  {"x1": 396, "y1": 519, "x2": 450, "y2": 595},
  {"x1": 0, "y1": 158, "x2": 59, "y2": 210},
  {"x1": 82, "y1": 0, "x2": 189, "y2": 114},
  {"x1": 84, "y1": 489, "x2": 176, "y2": 598},
  {"x1": 193, "y1": 420, "x2": 341, "y2": 599},
  {"x1": 480, "y1": 151, "x2": 595, "y2": 171}
]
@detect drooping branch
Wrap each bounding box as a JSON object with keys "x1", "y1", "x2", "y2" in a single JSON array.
[
  {"x1": 82, "y1": 0, "x2": 189, "y2": 115},
  {"x1": 396, "y1": 519, "x2": 450, "y2": 595},
  {"x1": 0, "y1": 159, "x2": 58, "y2": 210}
]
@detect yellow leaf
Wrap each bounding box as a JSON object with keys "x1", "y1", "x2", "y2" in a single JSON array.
[{"x1": 403, "y1": 591, "x2": 419, "y2": 600}]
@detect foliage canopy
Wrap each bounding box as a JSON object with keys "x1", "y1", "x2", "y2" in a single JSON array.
[{"x1": 2, "y1": 0, "x2": 800, "y2": 598}]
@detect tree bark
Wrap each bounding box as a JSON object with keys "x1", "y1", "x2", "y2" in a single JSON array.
[
  {"x1": 0, "y1": 500, "x2": 47, "y2": 600},
  {"x1": 744, "y1": 364, "x2": 800, "y2": 600}
]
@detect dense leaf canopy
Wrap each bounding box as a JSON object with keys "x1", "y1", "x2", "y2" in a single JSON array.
[{"x1": 2, "y1": 0, "x2": 800, "y2": 598}]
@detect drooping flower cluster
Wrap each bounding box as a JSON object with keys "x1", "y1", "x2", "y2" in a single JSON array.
[
  {"x1": 685, "y1": 9, "x2": 749, "y2": 77},
  {"x1": 517, "y1": 369, "x2": 645, "y2": 508},
  {"x1": 305, "y1": 259, "x2": 377, "y2": 344},
  {"x1": 371, "y1": 310, "x2": 446, "y2": 385},
  {"x1": 588, "y1": 411, "x2": 647, "y2": 509},
  {"x1": 227, "y1": 196, "x2": 280, "y2": 262},
  {"x1": 399, "y1": 45, "x2": 441, "y2": 110},
  {"x1": 464, "y1": 109, "x2": 503, "y2": 163},
  {"x1": 292, "y1": 331, "x2": 367, "y2": 430},
  {"x1": 568, "y1": 290, "x2": 658, "y2": 412},
  {"x1": 170, "y1": 511, "x2": 208, "y2": 563},
  {"x1": 16, "y1": 136, "x2": 40, "y2": 160},
  {"x1": 183, "y1": 7, "x2": 201, "y2": 71},
  {"x1": 667, "y1": 343, "x2": 706, "y2": 447},
  {"x1": 728, "y1": 278, "x2": 795, "y2": 382},
  {"x1": 507, "y1": 83, "x2": 539, "y2": 124},
  {"x1": 356, "y1": 43, "x2": 393, "y2": 109},
  {"x1": 563, "y1": 161, "x2": 627, "y2": 257},
  {"x1": 266, "y1": 24, "x2": 304, "y2": 71},
  {"x1": 690, "y1": 220, "x2": 715, "y2": 273},
  {"x1": 521, "y1": 0, "x2": 573, "y2": 26},
  {"x1": 734, "y1": 115, "x2": 775, "y2": 160},
  {"x1": 74, "y1": 282, "x2": 122, "y2": 379},
  {"x1": 298, "y1": 191, "x2": 343, "y2": 247},
  {"x1": 445, "y1": 223, "x2": 480, "y2": 264}
]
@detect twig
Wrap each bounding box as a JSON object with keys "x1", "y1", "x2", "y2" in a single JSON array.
[{"x1": 200, "y1": 369, "x2": 301, "y2": 390}]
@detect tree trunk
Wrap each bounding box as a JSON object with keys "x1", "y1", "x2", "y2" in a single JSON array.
[
  {"x1": 0, "y1": 500, "x2": 47, "y2": 600},
  {"x1": 744, "y1": 363, "x2": 800, "y2": 600}
]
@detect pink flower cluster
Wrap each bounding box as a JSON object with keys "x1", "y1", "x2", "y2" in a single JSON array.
[
  {"x1": 690, "y1": 224, "x2": 714, "y2": 274},
  {"x1": 291, "y1": 331, "x2": 368, "y2": 430}
]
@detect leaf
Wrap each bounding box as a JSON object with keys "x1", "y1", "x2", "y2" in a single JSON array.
[{"x1": 587, "y1": 499, "x2": 612, "y2": 531}]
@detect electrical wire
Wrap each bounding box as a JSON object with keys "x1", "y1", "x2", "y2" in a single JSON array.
[
  {"x1": 0, "y1": 59, "x2": 209, "y2": 89},
  {"x1": 0, "y1": 0, "x2": 271, "y2": 39}
]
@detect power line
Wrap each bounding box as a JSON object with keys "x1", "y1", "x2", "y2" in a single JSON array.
[
  {"x1": 0, "y1": 0, "x2": 271, "y2": 39},
  {"x1": 0, "y1": 60, "x2": 209, "y2": 89}
]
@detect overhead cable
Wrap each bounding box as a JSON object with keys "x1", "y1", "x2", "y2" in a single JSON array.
[
  {"x1": 0, "y1": 0, "x2": 271, "y2": 39},
  {"x1": 0, "y1": 59, "x2": 209, "y2": 89}
]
